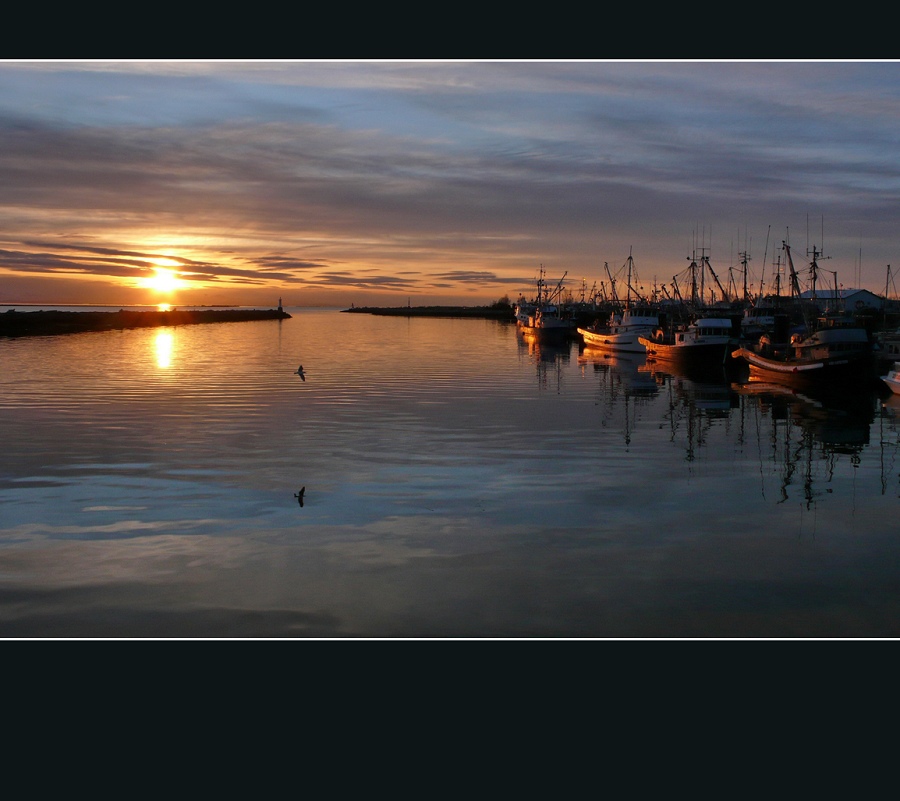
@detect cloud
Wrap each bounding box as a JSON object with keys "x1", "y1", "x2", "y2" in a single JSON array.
[{"x1": 1, "y1": 60, "x2": 899, "y2": 304}]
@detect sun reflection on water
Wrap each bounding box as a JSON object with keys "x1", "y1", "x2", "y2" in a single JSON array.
[{"x1": 155, "y1": 331, "x2": 174, "y2": 369}]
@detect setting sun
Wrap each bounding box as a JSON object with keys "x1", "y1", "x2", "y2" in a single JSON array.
[{"x1": 143, "y1": 267, "x2": 184, "y2": 293}]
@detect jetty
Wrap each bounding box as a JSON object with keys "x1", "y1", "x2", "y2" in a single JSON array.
[
  {"x1": 0, "y1": 307, "x2": 291, "y2": 338},
  {"x1": 342, "y1": 305, "x2": 514, "y2": 320}
]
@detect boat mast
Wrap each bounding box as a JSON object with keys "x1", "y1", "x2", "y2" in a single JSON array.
[
  {"x1": 698, "y1": 225, "x2": 708, "y2": 307},
  {"x1": 773, "y1": 250, "x2": 782, "y2": 304},
  {"x1": 784, "y1": 241, "x2": 802, "y2": 303},
  {"x1": 704, "y1": 255, "x2": 728, "y2": 305},
  {"x1": 687, "y1": 254, "x2": 699, "y2": 309},
  {"x1": 886, "y1": 264, "x2": 894, "y2": 331},
  {"x1": 758, "y1": 225, "x2": 771, "y2": 305},
  {"x1": 807, "y1": 244, "x2": 830, "y2": 311},
  {"x1": 546, "y1": 271, "x2": 568, "y2": 306},
  {"x1": 625, "y1": 249, "x2": 634, "y2": 310},
  {"x1": 741, "y1": 248, "x2": 750, "y2": 304},
  {"x1": 672, "y1": 275, "x2": 685, "y2": 309},
  {"x1": 604, "y1": 262, "x2": 619, "y2": 306}
]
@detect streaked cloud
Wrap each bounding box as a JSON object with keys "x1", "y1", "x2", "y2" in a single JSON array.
[{"x1": 1, "y1": 60, "x2": 899, "y2": 306}]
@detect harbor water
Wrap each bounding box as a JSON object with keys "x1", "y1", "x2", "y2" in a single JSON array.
[{"x1": 2, "y1": 307, "x2": 899, "y2": 637}]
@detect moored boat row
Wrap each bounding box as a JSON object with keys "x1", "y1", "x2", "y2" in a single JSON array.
[
  {"x1": 572, "y1": 241, "x2": 900, "y2": 394},
  {"x1": 517, "y1": 236, "x2": 900, "y2": 399}
]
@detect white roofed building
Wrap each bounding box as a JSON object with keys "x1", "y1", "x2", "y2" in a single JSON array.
[{"x1": 799, "y1": 287, "x2": 884, "y2": 311}]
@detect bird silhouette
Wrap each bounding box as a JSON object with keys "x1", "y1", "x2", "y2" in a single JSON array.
[
  {"x1": 294, "y1": 486, "x2": 305, "y2": 506},
  {"x1": 296, "y1": 365, "x2": 306, "y2": 381}
]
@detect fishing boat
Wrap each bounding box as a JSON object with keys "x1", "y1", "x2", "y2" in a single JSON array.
[
  {"x1": 730, "y1": 237, "x2": 878, "y2": 389},
  {"x1": 730, "y1": 312, "x2": 874, "y2": 387},
  {"x1": 516, "y1": 265, "x2": 575, "y2": 341},
  {"x1": 638, "y1": 317, "x2": 735, "y2": 367},
  {"x1": 882, "y1": 361, "x2": 900, "y2": 395},
  {"x1": 740, "y1": 304, "x2": 779, "y2": 340},
  {"x1": 577, "y1": 252, "x2": 658, "y2": 353},
  {"x1": 513, "y1": 298, "x2": 534, "y2": 326},
  {"x1": 875, "y1": 328, "x2": 900, "y2": 365},
  {"x1": 578, "y1": 305, "x2": 659, "y2": 352}
]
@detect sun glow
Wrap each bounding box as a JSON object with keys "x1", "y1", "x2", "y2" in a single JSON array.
[{"x1": 143, "y1": 267, "x2": 185, "y2": 293}]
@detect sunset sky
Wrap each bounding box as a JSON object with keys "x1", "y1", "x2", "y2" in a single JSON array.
[{"x1": 2, "y1": 60, "x2": 899, "y2": 308}]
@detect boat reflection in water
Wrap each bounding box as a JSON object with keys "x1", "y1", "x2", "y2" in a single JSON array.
[
  {"x1": 642, "y1": 360, "x2": 739, "y2": 461},
  {"x1": 881, "y1": 393, "x2": 900, "y2": 417},
  {"x1": 576, "y1": 342, "x2": 891, "y2": 495},
  {"x1": 731, "y1": 378, "x2": 880, "y2": 506},
  {"x1": 517, "y1": 327, "x2": 573, "y2": 392},
  {"x1": 577, "y1": 346, "x2": 658, "y2": 445},
  {"x1": 577, "y1": 346, "x2": 657, "y2": 396}
]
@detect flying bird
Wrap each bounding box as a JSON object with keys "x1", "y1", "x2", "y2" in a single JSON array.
[
  {"x1": 294, "y1": 486, "x2": 305, "y2": 506},
  {"x1": 296, "y1": 364, "x2": 306, "y2": 380}
]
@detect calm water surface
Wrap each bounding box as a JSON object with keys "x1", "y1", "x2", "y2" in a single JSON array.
[{"x1": 2, "y1": 307, "x2": 899, "y2": 637}]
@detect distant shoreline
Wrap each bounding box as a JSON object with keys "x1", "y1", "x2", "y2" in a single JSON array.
[
  {"x1": 0, "y1": 308, "x2": 291, "y2": 338},
  {"x1": 342, "y1": 305, "x2": 514, "y2": 320}
]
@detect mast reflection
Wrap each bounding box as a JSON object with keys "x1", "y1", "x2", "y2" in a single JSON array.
[
  {"x1": 731, "y1": 379, "x2": 878, "y2": 507},
  {"x1": 645, "y1": 361, "x2": 738, "y2": 462}
]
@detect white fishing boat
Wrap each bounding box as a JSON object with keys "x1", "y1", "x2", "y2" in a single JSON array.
[
  {"x1": 513, "y1": 298, "x2": 534, "y2": 326},
  {"x1": 577, "y1": 252, "x2": 658, "y2": 353},
  {"x1": 520, "y1": 305, "x2": 573, "y2": 339},
  {"x1": 516, "y1": 265, "x2": 575, "y2": 341},
  {"x1": 578, "y1": 305, "x2": 659, "y2": 352},
  {"x1": 882, "y1": 361, "x2": 900, "y2": 395}
]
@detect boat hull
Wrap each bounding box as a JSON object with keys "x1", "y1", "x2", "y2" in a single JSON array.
[
  {"x1": 637, "y1": 317, "x2": 735, "y2": 369},
  {"x1": 880, "y1": 363, "x2": 900, "y2": 395},
  {"x1": 518, "y1": 322, "x2": 572, "y2": 343},
  {"x1": 638, "y1": 338, "x2": 731, "y2": 366},
  {"x1": 577, "y1": 327, "x2": 653, "y2": 353},
  {"x1": 732, "y1": 346, "x2": 874, "y2": 388}
]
